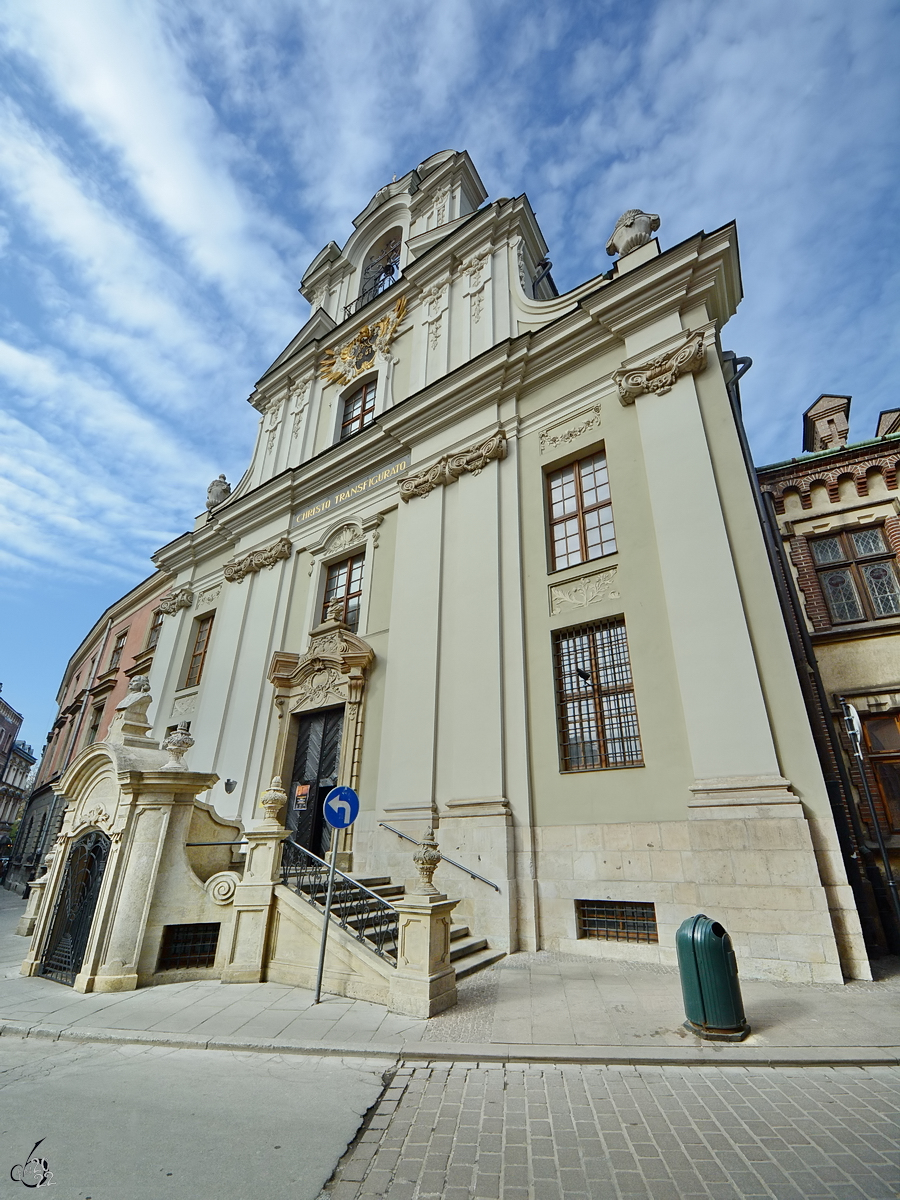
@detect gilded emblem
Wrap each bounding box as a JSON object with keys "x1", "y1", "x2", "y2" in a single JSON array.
[{"x1": 320, "y1": 295, "x2": 407, "y2": 387}]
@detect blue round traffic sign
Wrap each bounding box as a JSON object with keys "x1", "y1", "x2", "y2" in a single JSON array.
[{"x1": 323, "y1": 786, "x2": 360, "y2": 829}]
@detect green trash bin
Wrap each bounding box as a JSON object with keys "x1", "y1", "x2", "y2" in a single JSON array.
[{"x1": 676, "y1": 914, "x2": 750, "y2": 1041}]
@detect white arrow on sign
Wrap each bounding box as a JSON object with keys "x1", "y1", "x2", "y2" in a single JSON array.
[{"x1": 327, "y1": 799, "x2": 352, "y2": 824}]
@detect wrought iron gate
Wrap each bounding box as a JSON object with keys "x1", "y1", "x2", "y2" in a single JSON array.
[{"x1": 38, "y1": 829, "x2": 111, "y2": 986}]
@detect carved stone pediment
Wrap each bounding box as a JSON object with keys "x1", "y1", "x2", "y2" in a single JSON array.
[{"x1": 269, "y1": 614, "x2": 375, "y2": 716}]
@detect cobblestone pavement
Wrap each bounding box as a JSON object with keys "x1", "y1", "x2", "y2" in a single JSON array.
[{"x1": 320, "y1": 1062, "x2": 900, "y2": 1200}]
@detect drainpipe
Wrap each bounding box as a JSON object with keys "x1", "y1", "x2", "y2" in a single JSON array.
[{"x1": 722, "y1": 351, "x2": 894, "y2": 956}]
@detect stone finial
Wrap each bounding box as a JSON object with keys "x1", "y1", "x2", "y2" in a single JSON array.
[
  {"x1": 325, "y1": 598, "x2": 345, "y2": 622},
  {"x1": 206, "y1": 474, "x2": 231, "y2": 510},
  {"x1": 259, "y1": 776, "x2": 287, "y2": 823},
  {"x1": 161, "y1": 721, "x2": 194, "y2": 771},
  {"x1": 605, "y1": 210, "x2": 660, "y2": 258},
  {"x1": 412, "y1": 828, "x2": 442, "y2": 895}
]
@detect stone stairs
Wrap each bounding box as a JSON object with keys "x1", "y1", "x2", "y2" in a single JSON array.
[{"x1": 356, "y1": 875, "x2": 505, "y2": 979}]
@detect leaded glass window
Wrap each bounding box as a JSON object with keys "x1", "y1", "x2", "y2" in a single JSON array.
[
  {"x1": 553, "y1": 618, "x2": 642, "y2": 771},
  {"x1": 547, "y1": 452, "x2": 616, "y2": 571},
  {"x1": 811, "y1": 537, "x2": 844, "y2": 565},
  {"x1": 861, "y1": 563, "x2": 900, "y2": 616},
  {"x1": 821, "y1": 570, "x2": 863, "y2": 621},
  {"x1": 810, "y1": 526, "x2": 900, "y2": 623}
]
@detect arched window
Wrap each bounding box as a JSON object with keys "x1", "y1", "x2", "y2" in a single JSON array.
[{"x1": 359, "y1": 227, "x2": 401, "y2": 306}]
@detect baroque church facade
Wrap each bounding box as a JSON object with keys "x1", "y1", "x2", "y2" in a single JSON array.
[{"x1": 19, "y1": 151, "x2": 874, "y2": 1002}]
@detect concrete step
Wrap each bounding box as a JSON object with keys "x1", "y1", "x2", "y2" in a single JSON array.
[
  {"x1": 450, "y1": 924, "x2": 471, "y2": 941},
  {"x1": 455, "y1": 948, "x2": 506, "y2": 979},
  {"x1": 354, "y1": 876, "x2": 392, "y2": 889},
  {"x1": 450, "y1": 935, "x2": 488, "y2": 962}
]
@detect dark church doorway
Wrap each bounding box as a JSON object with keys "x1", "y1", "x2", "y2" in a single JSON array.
[
  {"x1": 287, "y1": 707, "x2": 344, "y2": 860},
  {"x1": 39, "y1": 829, "x2": 111, "y2": 986}
]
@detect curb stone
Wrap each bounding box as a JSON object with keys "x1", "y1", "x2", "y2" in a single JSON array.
[{"x1": 1, "y1": 1018, "x2": 897, "y2": 1067}]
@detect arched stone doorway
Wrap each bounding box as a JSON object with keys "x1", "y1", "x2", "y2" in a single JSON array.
[{"x1": 38, "y1": 829, "x2": 111, "y2": 986}]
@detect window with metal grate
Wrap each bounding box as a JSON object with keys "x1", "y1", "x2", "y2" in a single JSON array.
[
  {"x1": 575, "y1": 899, "x2": 658, "y2": 943},
  {"x1": 157, "y1": 922, "x2": 220, "y2": 970},
  {"x1": 552, "y1": 617, "x2": 643, "y2": 771}
]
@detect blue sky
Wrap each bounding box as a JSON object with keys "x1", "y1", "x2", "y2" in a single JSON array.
[{"x1": 1, "y1": 0, "x2": 898, "y2": 750}]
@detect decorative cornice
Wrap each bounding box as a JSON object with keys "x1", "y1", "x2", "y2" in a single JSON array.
[
  {"x1": 319, "y1": 295, "x2": 407, "y2": 387},
  {"x1": 613, "y1": 331, "x2": 706, "y2": 405},
  {"x1": 223, "y1": 536, "x2": 292, "y2": 583},
  {"x1": 540, "y1": 404, "x2": 602, "y2": 455},
  {"x1": 758, "y1": 446, "x2": 900, "y2": 513},
  {"x1": 157, "y1": 588, "x2": 193, "y2": 615},
  {"x1": 399, "y1": 431, "x2": 507, "y2": 502}
]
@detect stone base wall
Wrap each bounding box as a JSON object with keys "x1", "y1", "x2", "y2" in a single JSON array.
[{"x1": 531, "y1": 805, "x2": 868, "y2": 983}]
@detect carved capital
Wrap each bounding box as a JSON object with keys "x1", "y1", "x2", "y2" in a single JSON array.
[
  {"x1": 613, "y1": 332, "x2": 706, "y2": 405},
  {"x1": 157, "y1": 588, "x2": 193, "y2": 615},
  {"x1": 224, "y1": 536, "x2": 292, "y2": 583},
  {"x1": 399, "y1": 431, "x2": 507, "y2": 503}
]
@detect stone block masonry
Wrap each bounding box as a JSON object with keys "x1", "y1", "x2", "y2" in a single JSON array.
[{"x1": 319, "y1": 1062, "x2": 900, "y2": 1200}]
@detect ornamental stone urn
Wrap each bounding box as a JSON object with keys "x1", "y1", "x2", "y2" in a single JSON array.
[{"x1": 605, "y1": 209, "x2": 661, "y2": 258}]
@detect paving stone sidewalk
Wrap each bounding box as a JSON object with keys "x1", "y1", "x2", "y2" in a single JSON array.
[
  {"x1": 320, "y1": 1062, "x2": 900, "y2": 1200},
  {"x1": 2, "y1": 889, "x2": 899, "y2": 1063}
]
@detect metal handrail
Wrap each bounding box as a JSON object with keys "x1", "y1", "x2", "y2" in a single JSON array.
[
  {"x1": 280, "y1": 838, "x2": 399, "y2": 964},
  {"x1": 379, "y1": 823, "x2": 501, "y2": 892}
]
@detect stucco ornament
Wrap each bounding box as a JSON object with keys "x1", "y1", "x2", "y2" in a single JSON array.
[
  {"x1": 319, "y1": 295, "x2": 407, "y2": 387},
  {"x1": 605, "y1": 210, "x2": 661, "y2": 258},
  {"x1": 206, "y1": 474, "x2": 231, "y2": 510},
  {"x1": 412, "y1": 828, "x2": 442, "y2": 895},
  {"x1": 161, "y1": 721, "x2": 194, "y2": 771},
  {"x1": 613, "y1": 332, "x2": 707, "y2": 405},
  {"x1": 400, "y1": 431, "x2": 507, "y2": 502}
]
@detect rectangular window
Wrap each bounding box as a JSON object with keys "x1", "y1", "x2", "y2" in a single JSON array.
[
  {"x1": 322, "y1": 553, "x2": 365, "y2": 632},
  {"x1": 157, "y1": 923, "x2": 220, "y2": 970},
  {"x1": 108, "y1": 631, "x2": 128, "y2": 671},
  {"x1": 184, "y1": 613, "x2": 215, "y2": 688},
  {"x1": 547, "y1": 452, "x2": 616, "y2": 571},
  {"x1": 340, "y1": 380, "x2": 377, "y2": 440},
  {"x1": 575, "y1": 899, "x2": 658, "y2": 943},
  {"x1": 811, "y1": 527, "x2": 900, "y2": 623},
  {"x1": 553, "y1": 618, "x2": 643, "y2": 771},
  {"x1": 146, "y1": 608, "x2": 165, "y2": 650},
  {"x1": 863, "y1": 714, "x2": 900, "y2": 837},
  {"x1": 86, "y1": 704, "x2": 104, "y2": 746}
]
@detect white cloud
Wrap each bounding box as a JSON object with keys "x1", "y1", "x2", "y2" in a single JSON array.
[{"x1": 0, "y1": 0, "x2": 897, "y2": 744}]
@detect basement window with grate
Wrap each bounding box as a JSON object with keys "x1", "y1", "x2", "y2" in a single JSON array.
[
  {"x1": 157, "y1": 923, "x2": 220, "y2": 970},
  {"x1": 575, "y1": 899, "x2": 658, "y2": 944}
]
